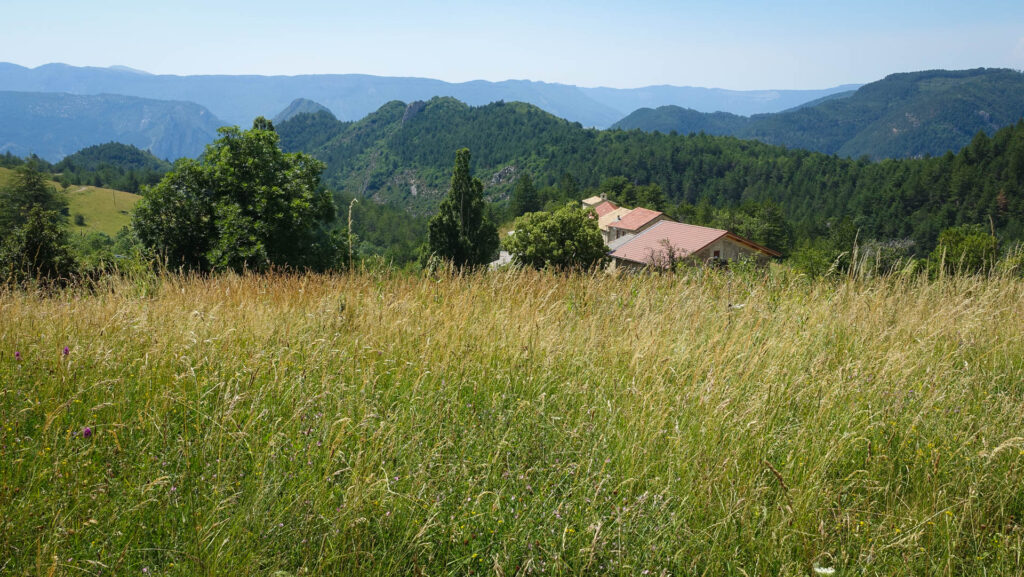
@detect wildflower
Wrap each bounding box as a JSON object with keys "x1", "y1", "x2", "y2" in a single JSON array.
[
  {"x1": 62, "y1": 346, "x2": 70, "y2": 356},
  {"x1": 813, "y1": 567, "x2": 836, "y2": 575},
  {"x1": 82, "y1": 427, "x2": 92, "y2": 438},
  {"x1": 14, "y1": 351, "x2": 21, "y2": 361}
]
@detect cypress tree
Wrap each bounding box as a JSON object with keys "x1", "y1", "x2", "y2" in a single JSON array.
[{"x1": 425, "y1": 148, "x2": 498, "y2": 267}]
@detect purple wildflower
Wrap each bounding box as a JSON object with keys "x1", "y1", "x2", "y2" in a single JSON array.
[
  {"x1": 62, "y1": 346, "x2": 70, "y2": 356},
  {"x1": 82, "y1": 427, "x2": 92, "y2": 438},
  {"x1": 14, "y1": 351, "x2": 21, "y2": 361}
]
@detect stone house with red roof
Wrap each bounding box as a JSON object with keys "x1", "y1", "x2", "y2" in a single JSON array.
[
  {"x1": 609, "y1": 220, "x2": 780, "y2": 270},
  {"x1": 606, "y1": 207, "x2": 669, "y2": 243}
]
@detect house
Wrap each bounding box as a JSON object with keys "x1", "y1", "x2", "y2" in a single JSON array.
[
  {"x1": 605, "y1": 207, "x2": 669, "y2": 243},
  {"x1": 597, "y1": 207, "x2": 634, "y2": 243},
  {"x1": 592, "y1": 199, "x2": 620, "y2": 218},
  {"x1": 581, "y1": 195, "x2": 607, "y2": 209},
  {"x1": 609, "y1": 220, "x2": 780, "y2": 270}
]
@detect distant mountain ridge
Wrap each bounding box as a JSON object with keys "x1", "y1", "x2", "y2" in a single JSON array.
[
  {"x1": 0, "y1": 90, "x2": 223, "y2": 161},
  {"x1": 0, "y1": 62, "x2": 857, "y2": 129},
  {"x1": 272, "y1": 99, "x2": 333, "y2": 124},
  {"x1": 612, "y1": 68, "x2": 1024, "y2": 159}
]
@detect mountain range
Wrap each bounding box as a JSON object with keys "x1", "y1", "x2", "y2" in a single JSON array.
[
  {"x1": 2, "y1": 64, "x2": 1022, "y2": 166},
  {"x1": 0, "y1": 62, "x2": 856, "y2": 129},
  {"x1": 613, "y1": 68, "x2": 1024, "y2": 159},
  {"x1": 0, "y1": 91, "x2": 222, "y2": 161}
]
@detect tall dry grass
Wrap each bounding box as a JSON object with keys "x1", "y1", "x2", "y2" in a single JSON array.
[{"x1": 1, "y1": 267, "x2": 1022, "y2": 575}]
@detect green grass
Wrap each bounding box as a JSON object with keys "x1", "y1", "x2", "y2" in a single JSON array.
[
  {"x1": 0, "y1": 166, "x2": 140, "y2": 237},
  {"x1": 64, "y1": 185, "x2": 139, "y2": 237},
  {"x1": 1, "y1": 268, "x2": 1023, "y2": 575}
]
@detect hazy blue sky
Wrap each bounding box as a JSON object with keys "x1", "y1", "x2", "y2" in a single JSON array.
[{"x1": 3, "y1": 0, "x2": 1023, "y2": 89}]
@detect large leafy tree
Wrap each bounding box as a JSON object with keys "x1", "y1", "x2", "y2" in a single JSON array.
[
  {"x1": 503, "y1": 203, "x2": 608, "y2": 270},
  {"x1": 0, "y1": 159, "x2": 67, "y2": 232},
  {"x1": 133, "y1": 118, "x2": 337, "y2": 272},
  {"x1": 0, "y1": 207, "x2": 78, "y2": 284},
  {"x1": 425, "y1": 148, "x2": 498, "y2": 267},
  {"x1": 0, "y1": 161, "x2": 77, "y2": 284}
]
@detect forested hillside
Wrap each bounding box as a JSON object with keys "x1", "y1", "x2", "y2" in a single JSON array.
[
  {"x1": 54, "y1": 143, "x2": 171, "y2": 192},
  {"x1": 279, "y1": 96, "x2": 1024, "y2": 255},
  {"x1": 613, "y1": 69, "x2": 1024, "y2": 159}
]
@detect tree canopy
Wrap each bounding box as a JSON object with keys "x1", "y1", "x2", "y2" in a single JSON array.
[
  {"x1": 509, "y1": 173, "x2": 540, "y2": 217},
  {"x1": 132, "y1": 118, "x2": 338, "y2": 272},
  {"x1": 0, "y1": 161, "x2": 77, "y2": 284},
  {"x1": 424, "y1": 148, "x2": 498, "y2": 268},
  {"x1": 503, "y1": 203, "x2": 609, "y2": 270},
  {"x1": 928, "y1": 224, "x2": 1000, "y2": 275}
]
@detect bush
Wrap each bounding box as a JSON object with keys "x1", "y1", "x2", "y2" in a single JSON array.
[
  {"x1": 928, "y1": 224, "x2": 999, "y2": 276},
  {"x1": 502, "y1": 203, "x2": 608, "y2": 270}
]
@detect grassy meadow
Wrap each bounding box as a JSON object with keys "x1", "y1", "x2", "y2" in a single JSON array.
[
  {"x1": 64, "y1": 186, "x2": 139, "y2": 237},
  {"x1": 1, "y1": 268, "x2": 1023, "y2": 575},
  {"x1": 0, "y1": 166, "x2": 140, "y2": 237}
]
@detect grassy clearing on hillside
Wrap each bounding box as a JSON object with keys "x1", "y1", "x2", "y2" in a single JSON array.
[
  {"x1": 0, "y1": 166, "x2": 140, "y2": 237},
  {"x1": 1, "y1": 268, "x2": 1023, "y2": 576},
  {"x1": 64, "y1": 185, "x2": 139, "y2": 237}
]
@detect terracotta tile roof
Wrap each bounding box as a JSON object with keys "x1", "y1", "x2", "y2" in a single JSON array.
[
  {"x1": 593, "y1": 200, "x2": 620, "y2": 217},
  {"x1": 598, "y1": 207, "x2": 633, "y2": 231},
  {"x1": 607, "y1": 207, "x2": 664, "y2": 231},
  {"x1": 610, "y1": 221, "x2": 727, "y2": 265}
]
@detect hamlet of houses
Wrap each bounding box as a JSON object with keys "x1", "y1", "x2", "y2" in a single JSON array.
[
  {"x1": 583, "y1": 195, "x2": 780, "y2": 269},
  {"x1": 492, "y1": 196, "x2": 780, "y2": 270}
]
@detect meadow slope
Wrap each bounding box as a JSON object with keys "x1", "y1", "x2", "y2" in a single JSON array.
[{"x1": 1, "y1": 269, "x2": 1023, "y2": 575}]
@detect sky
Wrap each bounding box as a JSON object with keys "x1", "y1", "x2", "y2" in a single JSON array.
[{"x1": 2, "y1": 0, "x2": 1023, "y2": 90}]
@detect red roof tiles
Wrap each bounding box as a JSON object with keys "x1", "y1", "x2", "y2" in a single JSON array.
[
  {"x1": 593, "y1": 200, "x2": 619, "y2": 217},
  {"x1": 610, "y1": 221, "x2": 727, "y2": 265},
  {"x1": 610, "y1": 220, "x2": 780, "y2": 266},
  {"x1": 607, "y1": 207, "x2": 663, "y2": 231}
]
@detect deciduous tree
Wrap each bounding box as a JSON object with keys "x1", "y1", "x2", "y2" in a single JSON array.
[
  {"x1": 503, "y1": 203, "x2": 608, "y2": 270},
  {"x1": 133, "y1": 118, "x2": 337, "y2": 272}
]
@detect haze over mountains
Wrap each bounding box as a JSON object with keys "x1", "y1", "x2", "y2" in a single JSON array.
[
  {"x1": 0, "y1": 62, "x2": 856, "y2": 129},
  {"x1": 0, "y1": 91, "x2": 222, "y2": 161},
  {"x1": 614, "y1": 69, "x2": 1024, "y2": 159},
  {"x1": 2, "y1": 63, "x2": 1023, "y2": 165}
]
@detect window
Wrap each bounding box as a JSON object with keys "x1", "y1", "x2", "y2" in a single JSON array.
[{"x1": 713, "y1": 250, "x2": 721, "y2": 258}]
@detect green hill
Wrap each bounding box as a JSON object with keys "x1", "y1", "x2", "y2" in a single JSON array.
[
  {"x1": 55, "y1": 142, "x2": 171, "y2": 173},
  {"x1": 279, "y1": 96, "x2": 1024, "y2": 254},
  {"x1": 54, "y1": 142, "x2": 171, "y2": 193},
  {"x1": 613, "y1": 69, "x2": 1024, "y2": 159}
]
